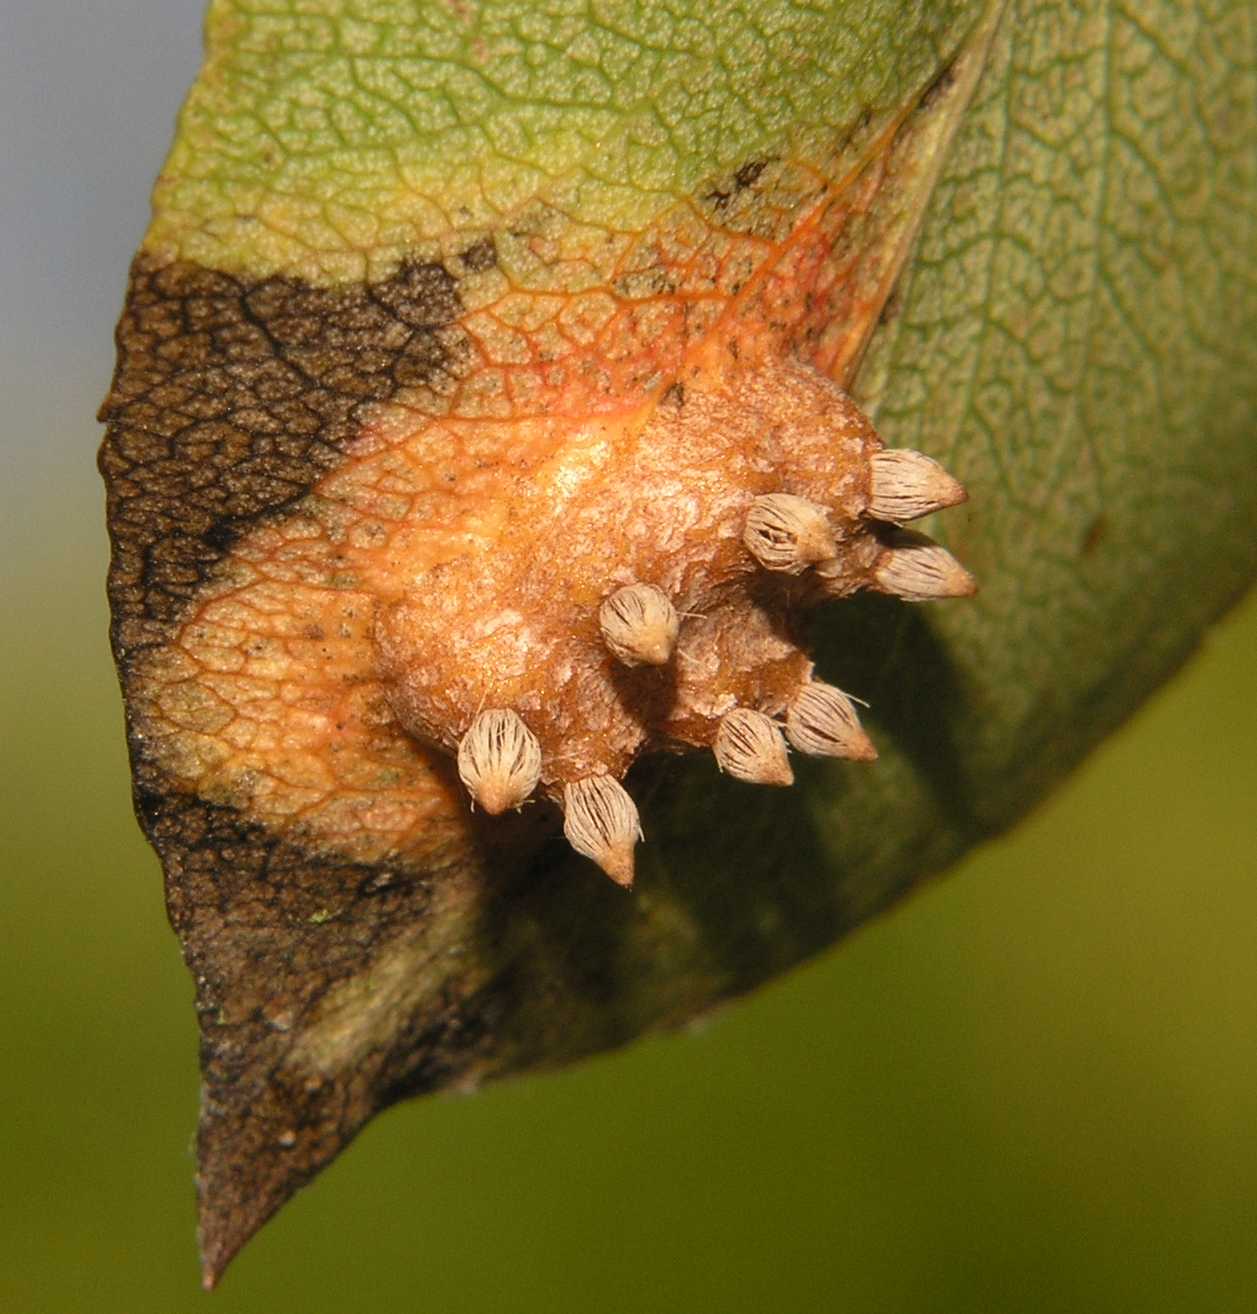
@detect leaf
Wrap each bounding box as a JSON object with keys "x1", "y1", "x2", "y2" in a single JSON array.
[{"x1": 98, "y1": 0, "x2": 1257, "y2": 1286}]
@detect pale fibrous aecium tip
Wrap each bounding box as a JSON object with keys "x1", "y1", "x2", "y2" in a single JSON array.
[
  {"x1": 599, "y1": 582, "x2": 681, "y2": 667},
  {"x1": 456, "y1": 709, "x2": 543, "y2": 815}
]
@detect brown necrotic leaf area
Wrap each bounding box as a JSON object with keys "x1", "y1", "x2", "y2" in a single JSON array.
[
  {"x1": 100, "y1": 256, "x2": 462, "y2": 638},
  {"x1": 98, "y1": 44, "x2": 988, "y2": 1283},
  {"x1": 99, "y1": 253, "x2": 513, "y2": 1282}
]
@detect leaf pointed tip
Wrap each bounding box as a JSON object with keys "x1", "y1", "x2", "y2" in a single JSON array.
[
  {"x1": 198, "y1": 1227, "x2": 234, "y2": 1293},
  {"x1": 197, "y1": 1188, "x2": 258, "y2": 1293}
]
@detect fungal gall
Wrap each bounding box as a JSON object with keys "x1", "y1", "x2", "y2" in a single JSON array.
[{"x1": 372, "y1": 354, "x2": 971, "y2": 880}]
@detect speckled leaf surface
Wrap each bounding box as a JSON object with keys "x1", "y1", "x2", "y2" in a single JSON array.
[{"x1": 99, "y1": 0, "x2": 1256, "y2": 1286}]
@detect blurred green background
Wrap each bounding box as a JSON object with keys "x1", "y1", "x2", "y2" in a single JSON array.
[{"x1": 3, "y1": 3, "x2": 1255, "y2": 1311}]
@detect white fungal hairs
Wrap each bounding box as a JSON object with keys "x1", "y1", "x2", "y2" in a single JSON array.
[
  {"x1": 456, "y1": 709, "x2": 542, "y2": 814},
  {"x1": 868, "y1": 448, "x2": 967, "y2": 522},
  {"x1": 873, "y1": 529, "x2": 977, "y2": 602},
  {"x1": 713, "y1": 708, "x2": 793, "y2": 786},
  {"x1": 785, "y1": 682, "x2": 877, "y2": 760},
  {"x1": 562, "y1": 774, "x2": 642, "y2": 886},
  {"x1": 743, "y1": 493, "x2": 837, "y2": 573},
  {"x1": 598, "y1": 582, "x2": 679, "y2": 667}
]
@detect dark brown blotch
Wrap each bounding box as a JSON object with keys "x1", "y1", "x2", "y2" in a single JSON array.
[{"x1": 98, "y1": 255, "x2": 469, "y2": 644}]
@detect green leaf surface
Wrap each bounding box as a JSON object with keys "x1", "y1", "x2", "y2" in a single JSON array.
[
  {"x1": 149, "y1": 0, "x2": 974, "y2": 277},
  {"x1": 844, "y1": 0, "x2": 1257, "y2": 863},
  {"x1": 99, "y1": 0, "x2": 1256, "y2": 1283}
]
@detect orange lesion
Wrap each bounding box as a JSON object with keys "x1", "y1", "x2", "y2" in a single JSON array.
[
  {"x1": 131, "y1": 116, "x2": 962, "y2": 877},
  {"x1": 375, "y1": 357, "x2": 883, "y2": 780}
]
